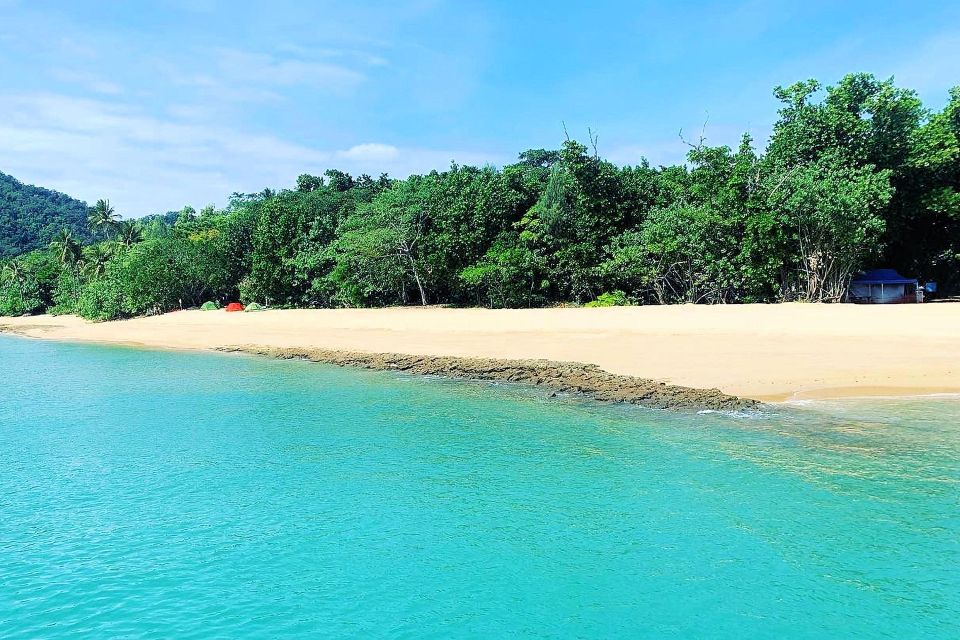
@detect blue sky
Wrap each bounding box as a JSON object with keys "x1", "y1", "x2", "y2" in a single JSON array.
[{"x1": 0, "y1": 0, "x2": 957, "y2": 215}]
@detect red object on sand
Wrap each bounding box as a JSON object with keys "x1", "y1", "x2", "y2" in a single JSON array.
[{"x1": 225, "y1": 302, "x2": 245, "y2": 312}]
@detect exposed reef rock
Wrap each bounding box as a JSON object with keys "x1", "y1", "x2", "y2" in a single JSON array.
[{"x1": 216, "y1": 345, "x2": 759, "y2": 412}]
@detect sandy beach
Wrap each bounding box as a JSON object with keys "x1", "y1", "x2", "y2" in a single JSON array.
[{"x1": 3, "y1": 303, "x2": 959, "y2": 402}]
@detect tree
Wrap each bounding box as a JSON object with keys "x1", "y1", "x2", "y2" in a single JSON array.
[
  {"x1": 49, "y1": 229, "x2": 82, "y2": 268},
  {"x1": 460, "y1": 237, "x2": 548, "y2": 307},
  {"x1": 175, "y1": 205, "x2": 197, "y2": 228},
  {"x1": 88, "y1": 199, "x2": 119, "y2": 238},
  {"x1": 600, "y1": 205, "x2": 739, "y2": 304},
  {"x1": 0, "y1": 251, "x2": 59, "y2": 315},
  {"x1": 680, "y1": 134, "x2": 780, "y2": 301},
  {"x1": 517, "y1": 148, "x2": 561, "y2": 169},
  {"x1": 765, "y1": 156, "x2": 892, "y2": 300},
  {"x1": 82, "y1": 243, "x2": 116, "y2": 279},
  {"x1": 296, "y1": 174, "x2": 324, "y2": 193},
  {"x1": 115, "y1": 220, "x2": 143, "y2": 248},
  {"x1": 413, "y1": 165, "x2": 526, "y2": 302},
  {"x1": 762, "y1": 74, "x2": 902, "y2": 300},
  {"x1": 885, "y1": 86, "x2": 960, "y2": 289},
  {"x1": 324, "y1": 169, "x2": 355, "y2": 192},
  {"x1": 0, "y1": 260, "x2": 27, "y2": 313},
  {"x1": 330, "y1": 180, "x2": 431, "y2": 306},
  {"x1": 519, "y1": 139, "x2": 644, "y2": 302},
  {"x1": 248, "y1": 187, "x2": 354, "y2": 306}
]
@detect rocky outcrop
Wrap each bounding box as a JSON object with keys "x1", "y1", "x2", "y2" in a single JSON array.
[{"x1": 216, "y1": 345, "x2": 759, "y2": 412}]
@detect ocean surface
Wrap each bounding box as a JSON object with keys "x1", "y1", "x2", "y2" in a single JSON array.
[{"x1": 1, "y1": 335, "x2": 957, "y2": 639}]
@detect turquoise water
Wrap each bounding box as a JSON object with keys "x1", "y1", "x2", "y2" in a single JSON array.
[{"x1": 1, "y1": 336, "x2": 957, "y2": 638}]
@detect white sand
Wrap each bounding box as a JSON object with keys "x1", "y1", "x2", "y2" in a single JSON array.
[{"x1": 3, "y1": 303, "x2": 959, "y2": 401}]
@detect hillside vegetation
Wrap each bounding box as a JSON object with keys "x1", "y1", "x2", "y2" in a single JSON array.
[
  {"x1": 0, "y1": 171, "x2": 91, "y2": 260},
  {"x1": 1, "y1": 73, "x2": 958, "y2": 318}
]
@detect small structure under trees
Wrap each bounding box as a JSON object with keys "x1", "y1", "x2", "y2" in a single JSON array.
[{"x1": 848, "y1": 269, "x2": 919, "y2": 304}]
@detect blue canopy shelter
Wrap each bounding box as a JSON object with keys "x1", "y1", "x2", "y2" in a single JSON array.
[{"x1": 849, "y1": 269, "x2": 919, "y2": 304}]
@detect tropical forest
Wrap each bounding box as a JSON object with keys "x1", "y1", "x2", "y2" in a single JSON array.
[{"x1": 1, "y1": 73, "x2": 958, "y2": 319}]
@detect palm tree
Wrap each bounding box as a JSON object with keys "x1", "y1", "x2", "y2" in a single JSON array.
[
  {"x1": 1, "y1": 260, "x2": 27, "y2": 311},
  {"x1": 115, "y1": 220, "x2": 143, "y2": 248},
  {"x1": 82, "y1": 244, "x2": 115, "y2": 279},
  {"x1": 49, "y1": 229, "x2": 82, "y2": 267},
  {"x1": 88, "y1": 199, "x2": 120, "y2": 238}
]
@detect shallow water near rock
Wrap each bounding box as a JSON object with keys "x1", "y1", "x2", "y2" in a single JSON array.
[{"x1": 1, "y1": 335, "x2": 957, "y2": 638}]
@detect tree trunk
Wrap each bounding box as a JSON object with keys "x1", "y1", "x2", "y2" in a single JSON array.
[{"x1": 407, "y1": 253, "x2": 427, "y2": 306}]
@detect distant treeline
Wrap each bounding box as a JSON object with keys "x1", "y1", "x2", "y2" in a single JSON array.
[{"x1": 1, "y1": 73, "x2": 958, "y2": 319}]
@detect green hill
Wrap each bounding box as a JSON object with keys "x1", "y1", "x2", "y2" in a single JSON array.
[{"x1": 0, "y1": 171, "x2": 91, "y2": 260}]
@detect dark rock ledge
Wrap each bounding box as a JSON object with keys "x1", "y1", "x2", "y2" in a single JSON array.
[{"x1": 216, "y1": 345, "x2": 759, "y2": 412}]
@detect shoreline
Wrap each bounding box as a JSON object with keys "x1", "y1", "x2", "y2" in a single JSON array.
[
  {"x1": 3, "y1": 303, "x2": 960, "y2": 405},
  {"x1": 0, "y1": 326, "x2": 754, "y2": 411}
]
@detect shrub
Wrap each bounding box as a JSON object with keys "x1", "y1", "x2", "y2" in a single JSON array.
[
  {"x1": 75, "y1": 276, "x2": 125, "y2": 321},
  {"x1": 585, "y1": 290, "x2": 630, "y2": 307}
]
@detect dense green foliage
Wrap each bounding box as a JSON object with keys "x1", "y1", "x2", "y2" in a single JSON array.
[
  {"x1": 2, "y1": 74, "x2": 958, "y2": 319},
  {"x1": 0, "y1": 171, "x2": 91, "y2": 260}
]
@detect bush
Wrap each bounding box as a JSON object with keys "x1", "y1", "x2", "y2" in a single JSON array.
[
  {"x1": 459, "y1": 240, "x2": 549, "y2": 308},
  {"x1": 49, "y1": 269, "x2": 82, "y2": 315},
  {"x1": 75, "y1": 276, "x2": 125, "y2": 321},
  {"x1": 585, "y1": 290, "x2": 630, "y2": 307},
  {"x1": 0, "y1": 251, "x2": 59, "y2": 315}
]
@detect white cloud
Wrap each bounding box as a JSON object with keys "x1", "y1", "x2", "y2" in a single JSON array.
[
  {"x1": 153, "y1": 45, "x2": 373, "y2": 104},
  {"x1": 212, "y1": 47, "x2": 366, "y2": 91},
  {"x1": 0, "y1": 92, "x2": 503, "y2": 215},
  {"x1": 275, "y1": 43, "x2": 390, "y2": 68},
  {"x1": 48, "y1": 68, "x2": 123, "y2": 95},
  {"x1": 337, "y1": 143, "x2": 401, "y2": 162}
]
